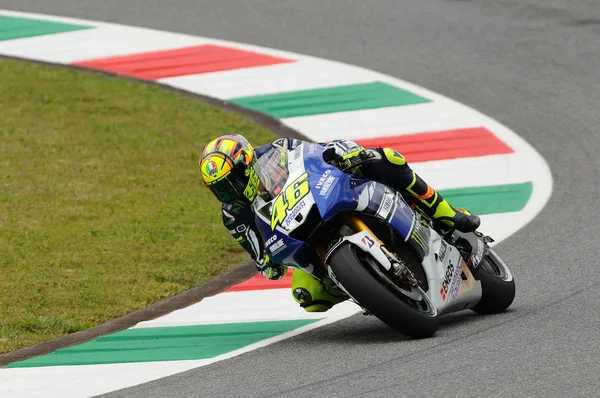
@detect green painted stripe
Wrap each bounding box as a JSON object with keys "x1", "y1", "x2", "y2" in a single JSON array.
[
  {"x1": 5, "y1": 319, "x2": 320, "y2": 368},
  {"x1": 440, "y1": 182, "x2": 533, "y2": 215},
  {"x1": 231, "y1": 81, "x2": 430, "y2": 118},
  {"x1": 0, "y1": 15, "x2": 92, "y2": 41}
]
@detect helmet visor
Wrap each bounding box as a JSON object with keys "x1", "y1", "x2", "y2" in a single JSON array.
[{"x1": 207, "y1": 162, "x2": 249, "y2": 203}]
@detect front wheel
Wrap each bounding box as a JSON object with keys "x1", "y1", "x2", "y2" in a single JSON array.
[
  {"x1": 471, "y1": 248, "x2": 516, "y2": 314},
  {"x1": 328, "y1": 242, "x2": 439, "y2": 338}
]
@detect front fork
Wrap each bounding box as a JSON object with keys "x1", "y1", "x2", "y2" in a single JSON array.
[{"x1": 321, "y1": 214, "x2": 420, "y2": 287}]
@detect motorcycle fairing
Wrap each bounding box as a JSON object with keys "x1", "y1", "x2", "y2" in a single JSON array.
[
  {"x1": 423, "y1": 228, "x2": 483, "y2": 314},
  {"x1": 301, "y1": 143, "x2": 416, "y2": 239},
  {"x1": 253, "y1": 143, "x2": 419, "y2": 279}
]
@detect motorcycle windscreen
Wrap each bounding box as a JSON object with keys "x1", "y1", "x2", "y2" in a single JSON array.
[{"x1": 254, "y1": 147, "x2": 289, "y2": 200}]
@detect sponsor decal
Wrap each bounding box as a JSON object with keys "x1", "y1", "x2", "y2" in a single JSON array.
[
  {"x1": 438, "y1": 240, "x2": 448, "y2": 262},
  {"x1": 265, "y1": 235, "x2": 278, "y2": 246},
  {"x1": 229, "y1": 224, "x2": 247, "y2": 235},
  {"x1": 447, "y1": 262, "x2": 463, "y2": 303},
  {"x1": 242, "y1": 168, "x2": 260, "y2": 202},
  {"x1": 272, "y1": 138, "x2": 287, "y2": 149},
  {"x1": 315, "y1": 170, "x2": 331, "y2": 190},
  {"x1": 360, "y1": 234, "x2": 375, "y2": 248},
  {"x1": 319, "y1": 175, "x2": 337, "y2": 196},
  {"x1": 315, "y1": 169, "x2": 337, "y2": 197},
  {"x1": 411, "y1": 227, "x2": 427, "y2": 250},
  {"x1": 229, "y1": 201, "x2": 246, "y2": 215},
  {"x1": 378, "y1": 193, "x2": 394, "y2": 219},
  {"x1": 206, "y1": 160, "x2": 218, "y2": 176},
  {"x1": 472, "y1": 238, "x2": 484, "y2": 265},
  {"x1": 439, "y1": 259, "x2": 460, "y2": 301},
  {"x1": 268, "y1": 239, "x2": 285, "y2": 254},
  {"x1": 283, "y1": 200, "x2": 306, "y2": 227}
]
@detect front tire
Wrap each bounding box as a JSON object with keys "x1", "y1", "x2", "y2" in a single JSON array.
[
  {"x1": 328, "y1": 242, "x2": 439, "y2": 338},
  {"x1": 471, "y1": 248, "x2": 516, "y2": 314}
]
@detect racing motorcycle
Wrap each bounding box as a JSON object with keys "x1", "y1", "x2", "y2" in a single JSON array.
[{"x1": 252, "y1": 142, "x2": 515, "y2": 338}]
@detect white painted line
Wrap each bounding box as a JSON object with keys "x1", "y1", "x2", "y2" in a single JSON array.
[
  {"x1": 0, "y1": 302, "x2": 361, "y2": 398},
  {"x1": 0, "y1": 25, "x2": 211, "y2": 64},
  {"x1": 159, "y1": 59, "x2": 376, "y2": 99},
  {"x1": 281, "y1": 102, "x2": 484, "y2": 142},
  {"x1": 134, "y1": 289, "x2": 358, "y2": 328},
  {"x1": 0, "y1": 9, "x2": 326, "y2": 63},
  {"x1": 411, "y1": 153, "x2": 531, "y2": 190}
]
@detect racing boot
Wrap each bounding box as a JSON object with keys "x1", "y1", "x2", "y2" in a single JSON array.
[
  {"x1": 405, "y1": 170, "x2": 480, "y2": 233},
  {"x1": 358, "y1": 147, "x2": 480, "y2": 232}
]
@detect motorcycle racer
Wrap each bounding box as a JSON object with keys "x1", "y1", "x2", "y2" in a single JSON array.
[{"x1": 199, "y1": 134, "x2": 480, "y2": 312}]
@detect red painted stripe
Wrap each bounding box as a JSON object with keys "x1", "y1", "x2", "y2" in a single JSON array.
[
  {"x1": 226, "y1": 269, "x2": 294, "y2": 292},
  {"x1": 73, "y1": 44, "x2": 295, "y2": 80},
  {"x1": 356, "y1": 127, "x2": 514, "y2": 163}
]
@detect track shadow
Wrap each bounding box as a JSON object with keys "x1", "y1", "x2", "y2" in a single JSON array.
[
  {"x1": 438, "y1": 310, "x2": 480, "y2": 327},
  {"x1": 308, "y1": 315, "x2": 413, "y2": 344},
  {"x1": 306, "y1": 308, "x2": 521, "y2": 346}
]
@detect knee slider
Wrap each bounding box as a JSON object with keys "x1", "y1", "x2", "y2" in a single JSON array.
[
  {"x1": 293, "y1": 288, "x2": 334, "y2": 312},
  {"x1": 302, "y1": 303, "x2": 332, "y2": 312}
]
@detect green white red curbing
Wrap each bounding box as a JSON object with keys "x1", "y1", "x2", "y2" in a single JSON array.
[{"x1": 0, "y1": 9, "x2": 552, "y2": 397}]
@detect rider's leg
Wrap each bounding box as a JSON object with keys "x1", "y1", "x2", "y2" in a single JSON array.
[
  {"x1": 291, "y1": 269, "x2": 347, "y2": 312},
  {"x1": 361, "y1": 148, "x2": 480, "y2": 232}
]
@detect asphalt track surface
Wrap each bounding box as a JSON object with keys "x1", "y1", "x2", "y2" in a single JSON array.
[{"x1": 2, "y1": 1, "x2": 600, "y2": 396}]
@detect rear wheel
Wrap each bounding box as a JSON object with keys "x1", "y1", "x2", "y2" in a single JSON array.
[
  {"x1": 328, "y1": 242, "x2": 439, "y2": 338},
  {"x1": 471, "y1": 248, "x2": 516, "y2": 314}
]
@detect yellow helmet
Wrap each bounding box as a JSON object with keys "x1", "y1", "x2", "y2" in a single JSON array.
[{"x1": 199, "y1": 134, "x2": 259, "y2": 203}]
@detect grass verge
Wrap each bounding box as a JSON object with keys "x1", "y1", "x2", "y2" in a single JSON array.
[{"x1": 0, "y1": 59, "x2": 275, "y2": 353}]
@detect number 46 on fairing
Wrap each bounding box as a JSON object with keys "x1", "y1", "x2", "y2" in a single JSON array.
[{"x1": 271, "y1": 173, "x2": 310, "y2": 230}]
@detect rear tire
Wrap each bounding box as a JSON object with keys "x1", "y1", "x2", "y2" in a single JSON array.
[
  {"x1": 328, "y1": 242, "x2": 439, "y2": 338},
  {"x1": 471, "y1": 248, "x2": 516, "y2": 314}
]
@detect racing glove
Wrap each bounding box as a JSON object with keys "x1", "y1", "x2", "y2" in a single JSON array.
[
  {"x1": 322, "y1": 139, "x2": 370, "y2": 172},
  {"x1": 256, "y1": 253, "x2": 288, "y2": 280}
]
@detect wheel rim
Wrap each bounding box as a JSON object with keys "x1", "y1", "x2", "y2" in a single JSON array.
[{"x1": 481, "y1": 248, "x2": 514, "y2": 282}]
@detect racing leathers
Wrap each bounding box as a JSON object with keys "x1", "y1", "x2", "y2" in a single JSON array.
[{"x1": 221, "y1": 137, "x2": 480, "y2": 312}]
